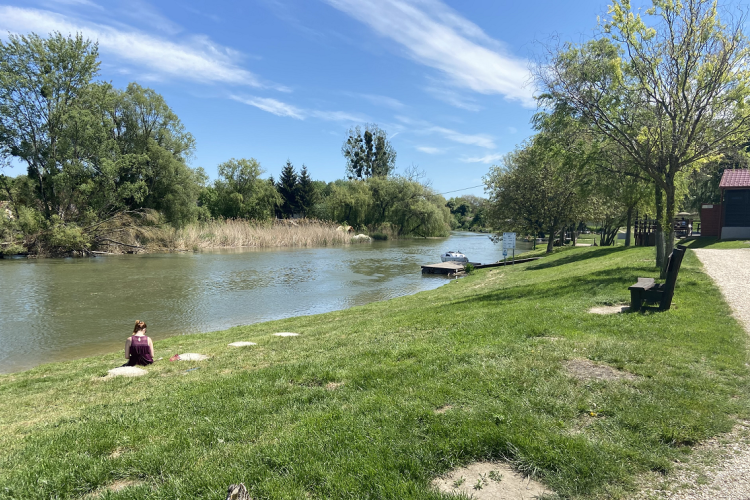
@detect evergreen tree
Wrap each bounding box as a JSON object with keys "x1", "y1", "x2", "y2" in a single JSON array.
[
  {"x1": 296, "y1": 165, "x2": 316, "y2": 217},
  {"x1": 277, "y1": 160, "x2": 298, "y2": 218}
]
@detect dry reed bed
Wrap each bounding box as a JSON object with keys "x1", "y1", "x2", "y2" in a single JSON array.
[{"x1": 99, "y1": 219, "x2": 363, "y2": 252}]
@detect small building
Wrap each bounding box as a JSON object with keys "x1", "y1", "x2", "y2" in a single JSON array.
[{"x1": 701, "y1": 169, "x2": 750, "y2": 239}]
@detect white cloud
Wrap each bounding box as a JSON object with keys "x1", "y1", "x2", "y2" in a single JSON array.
[
  {"x1": 345, "y1": 92, "x2": 404, "y2": 110},
  {"x1": 231, "y1": 95, "x2": 304, "y2": 119},
  {"x1": 324, "y1": 0, "x2": 534, "y2": 106},
  {"x1": 425, "y1": 86, "x2": 481, "y2": 111},
  {"x1": 0, "y1": 6, "x2": 265, "y2": 87},
  {"x1": 417, "y1": 146, "x2": 443, "y2": 154},
  {"x1": 430, "y1": 126, "x2": 495, "y2": 149},
  {"x1": 462, "y1": 153, "x2": 504, "y2": 164},
  {"x1": 231, "y1": 95, "x2": 367, "y2": 123}
]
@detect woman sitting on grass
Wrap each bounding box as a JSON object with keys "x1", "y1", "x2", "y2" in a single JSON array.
[{"x1": 124, "y1": 320, "x2": 154, "y2": 366}]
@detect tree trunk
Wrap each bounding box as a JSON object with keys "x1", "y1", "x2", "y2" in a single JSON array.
[
  {"x1": 572, "y1": 225, "x2": 577, "y2": 246},
  {"x1": 546, "y1": 225, "x2": 556, "y2": 253},
  {"x1": 663, "y1": 183, "x2": 676, "y2": 278},
  {"x1": 625, "y1": 206, "x2": 633, "y2": 247},
  {"x1": 654, "y1": 184, "x2": 665, "y2": 270}
]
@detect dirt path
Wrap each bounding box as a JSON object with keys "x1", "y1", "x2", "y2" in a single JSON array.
[{"x1": 639, "y1": 248, "x2": 750, "y2": 500}]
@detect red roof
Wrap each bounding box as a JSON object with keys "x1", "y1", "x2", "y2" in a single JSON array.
[{"x1": 720, "y1": 169, "x2": 750, "y2": 188}]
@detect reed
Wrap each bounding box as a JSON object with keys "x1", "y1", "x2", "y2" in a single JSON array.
[{"x1": 95, "y1": 218, "x2": 362, "y2": 253}]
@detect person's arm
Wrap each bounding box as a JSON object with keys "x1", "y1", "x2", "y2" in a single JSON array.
[
  {"x1": 124, "y1": 337, "x2": 132, "y2": 360},
  {"x1": 148, "y1": 337, "x2": 155, "y2": 359}
]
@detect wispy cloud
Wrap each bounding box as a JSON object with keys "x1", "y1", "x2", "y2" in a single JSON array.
[
  {"x1": 231, "y1": 95, "x2": 367, "y2": 123},
  {"x1": 430, "y1": 126, "x2": 495, "y2": 149},
  {"x1": 462, "y1": 153, "x2": 504, "y2": 164},
  {"x1": 425, "y1": 86, "x2": 481, "y2": 112},
  {"x1": 417, "y1": 146, "x2": 444, "y2": 154},
  {"x1": 323, "y1": 0, "x2": 534, "y2": 106},
  {"x1": 231, "y1": 95, "x2": 304, "y2": 119},
  {"x1": 395, "y1": 115, "x2": 496, "y2": 149},
  {"x1": 0, "y1": 6, "x2": 268, "y2": 87},
  {"x1": 507, "y1": 126, "x2": 518, "y2": 134},
  {"x1": 344, "y1": 92, "x2": 404, "y2": 110}
]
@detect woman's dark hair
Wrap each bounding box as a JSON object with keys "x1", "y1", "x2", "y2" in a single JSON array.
[{"x1": 133, "y1": 320, "x2": 147, "y2": 333}]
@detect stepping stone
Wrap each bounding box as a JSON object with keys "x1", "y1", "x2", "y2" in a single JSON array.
[
  {"x1": 273, "y1": 332, "x2": 300, "y2": 337},
  {"x1": 106, "y1": 366, "x2": 147, "y2": 378},
  {"x1": 176, "y1": 353, "x2": 209, "y2": 361},
  {"x1": 228, "y1": 341, "x2": 257, "y2": 347}
]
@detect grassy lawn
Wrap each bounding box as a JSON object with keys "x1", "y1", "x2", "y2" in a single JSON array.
[
  {"x1": 1, "y1": 246, "x2": 748, "y2": 499},
  {"x1": 678, "y1": 237, "x2": 750, "y2": 249}
]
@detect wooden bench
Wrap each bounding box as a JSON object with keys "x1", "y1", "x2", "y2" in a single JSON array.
[{"x1": 628, "y1": 245, "x2": 686, "y2": 312}]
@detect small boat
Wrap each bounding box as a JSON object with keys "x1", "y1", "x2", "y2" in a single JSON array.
[{"x1": 441, "y1": 251, "x2": 469, "y2": 263}]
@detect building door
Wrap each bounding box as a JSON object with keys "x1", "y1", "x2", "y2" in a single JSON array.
[{"x1": 724, "y1": 189, "x2": 750, "y2": 227}]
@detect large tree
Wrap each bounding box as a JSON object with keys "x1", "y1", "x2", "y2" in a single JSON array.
[
  {"x1": 539, "y1": 0, "x2": 750, "y2": 273},
  {"x1": 296, "y1": 165, "x2": 317, "y2": 218},
  {"x1": 342, "y1": 124, "x2": 396, "y2": 180},
  {"x1": 277, "y1": 160, "x2": 298, "y2": 218}
]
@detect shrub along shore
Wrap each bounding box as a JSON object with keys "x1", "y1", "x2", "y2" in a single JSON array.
[{"x1": 1, "y1": 246, "x2": 748, "y2": 499}]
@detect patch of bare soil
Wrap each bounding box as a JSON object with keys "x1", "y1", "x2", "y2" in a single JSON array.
[
  {"x1": 432, "y1": 462, "x2": 553, "y2": 499},
  {"x1": 83, "y1": 480, "x2": 143, "y2": 498},
  {"x1": 564, "y1": 358, "x2": 637, "y2": 382},
  {"x1": 325, "y1": 382, "x2": 344, "y2": 390},
  {"x1": 102, "y1": 366, "x2": 147, "y2": 379},
  {"x1": 589, "y1": 304, "x2": 630, "y2": 315},
  {"x1": 434, "y1": 405, "x2": 453, "y2": 414}
]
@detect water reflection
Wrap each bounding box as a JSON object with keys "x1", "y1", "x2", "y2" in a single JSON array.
[{"x1": 0, "y1": 232, "x2": 530, "y2": 373}]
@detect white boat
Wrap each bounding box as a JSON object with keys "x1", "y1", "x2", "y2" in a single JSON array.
[{"x1": 441, "y1": 251, "x2": 469, "y2": 263}]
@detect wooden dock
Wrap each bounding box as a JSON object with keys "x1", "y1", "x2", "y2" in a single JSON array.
[
  {"x1": 421, "y1": 261, "x2": 467, "y2": 274},
  {"x1": 422, "y1": 257, "x2": 541, "y2": 275}
]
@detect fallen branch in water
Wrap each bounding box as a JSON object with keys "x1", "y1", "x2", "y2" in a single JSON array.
[{"x1": 95, "y1": 238, "x2": 146, "y2": 250}]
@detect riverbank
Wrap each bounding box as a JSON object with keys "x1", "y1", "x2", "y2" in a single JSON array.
[
  {"x1": 94, "y1": 218, "x2": 372, "y2": 255},
  {"x1": 1, "y1": 246, "x2": 747, "y2": 499}
]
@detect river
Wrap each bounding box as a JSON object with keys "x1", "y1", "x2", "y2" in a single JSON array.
[{"x1": 0, "y1": 232, "x2": 532, "y2": 373}]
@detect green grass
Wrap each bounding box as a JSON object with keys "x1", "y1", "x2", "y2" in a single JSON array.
[
  {"x1": 678, "y1": 237, "x2": 750, "y2": 249},
  {"x1": 1, "y1": 246, "x2": 749, "y2": 499}
]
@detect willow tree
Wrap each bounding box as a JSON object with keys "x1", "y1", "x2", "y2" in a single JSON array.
[{"x1": 539, "y1": 0, "x2": 750, "y2": 274}]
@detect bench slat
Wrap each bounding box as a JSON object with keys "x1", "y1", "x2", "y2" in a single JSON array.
[{"x1": 628, "y1": 278, "x2": 655, "y2": 290}]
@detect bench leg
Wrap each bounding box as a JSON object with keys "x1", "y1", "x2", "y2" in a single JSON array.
[{"x1": 630, "y1": 290, "x2": 643, "y2": 312}]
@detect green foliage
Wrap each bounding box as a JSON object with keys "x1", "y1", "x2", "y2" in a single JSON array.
[
  {"x1": 203, "y1": 158, "x2": 281, "y2": 220},
  {"x1": 277, "y1": 160, "x2": 299, "y2": 218},
  {"x1": 342, "y1": 124, "x2": 396, "y2": 180},
  {"x1": 446, "y1": 195, "x2": 489, "y2": 231},
  {"x1": 296, "y1": 165, "x2": 317, "y2": 217}
]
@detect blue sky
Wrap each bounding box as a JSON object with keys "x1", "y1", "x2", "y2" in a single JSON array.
[{"x1": 0, "y1": 0, "x2": 611, "y2": 197}]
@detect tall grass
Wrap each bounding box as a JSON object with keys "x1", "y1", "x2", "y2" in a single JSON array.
[{"x1": 95, "y1": 219, "x2": 364, "y2": 253}]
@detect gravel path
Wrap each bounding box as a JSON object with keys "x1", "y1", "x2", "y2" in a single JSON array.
[{"x1": 639, "y1": 248, "x2": 750, "y2": 500}]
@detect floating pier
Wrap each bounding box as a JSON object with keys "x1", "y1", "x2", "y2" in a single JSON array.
[
  {"x1": 421, "y1": 257, "x2": 541, "y2": 275},
  {"x1": 421, "y1": 261, "x2": 468, "y2": 275}
]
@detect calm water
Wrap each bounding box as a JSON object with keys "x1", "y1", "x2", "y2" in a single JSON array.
[{"x1": 0, "y1": 232, "x2": 531, "y2": 373}]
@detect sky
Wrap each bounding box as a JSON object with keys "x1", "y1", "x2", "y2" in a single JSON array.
[{"x1": 0, "y1": 0, "x2": 613, "y2": 197}]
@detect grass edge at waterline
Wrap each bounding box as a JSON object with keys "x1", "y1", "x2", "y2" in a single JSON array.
[{"x1": 1, "y1": 245, "x2": 748, "y2": 499}]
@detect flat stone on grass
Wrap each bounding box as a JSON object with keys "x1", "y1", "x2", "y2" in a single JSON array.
[
  {"x1": 273, "y1": 332, "x2": 300, "y2": 337},
  {"x1": 565, "y1": 358, "x2": 637, "y2": 382},
  {"x1": 228, "y1": 341, "x2": 257, "y2": 347},
  {"x1": 432, "y1": 462, "x2": 552, "y2": 500},
  {"x1": 177, "y1": 353, "x2": 209, "y2": 361},
  {"x1": 589, "y1": 304, "x2": 630, "y2": 314},
  {"x1": 104, "y1": 366, "x2": 147, "y2": 378}
]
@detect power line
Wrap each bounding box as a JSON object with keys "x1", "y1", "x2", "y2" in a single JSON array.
[{"x1": 435, "y1": 184, "x2": 485, "y2": 196}]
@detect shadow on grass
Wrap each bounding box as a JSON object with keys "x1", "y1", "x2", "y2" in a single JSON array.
[
  {"x1": 526, "y1": 246, "x2": 629, "y2": 271},
  {"x1": 679, "y1": 237, "x2": 719, "y2": 248},
  {"x1": 453, "y1": 267, "x2": 642, "y2": 309}
]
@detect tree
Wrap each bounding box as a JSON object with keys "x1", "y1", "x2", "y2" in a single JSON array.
[
  {"x1": 277, "y1": 160, "x2": 298, "y2": 218},
  {"x1": 485, "y1": 119, "x2": 593, "y2": 254},
  {"x1": 208, "y1": 158, "x2": 280, "y2": 220},
  {"x1": 296, "y1": 165, "x2": 317, "y2": 217},
  {"x1": 0, "y1": 32, "x2": 100, "y2": 220},
  {"x1": 342, "y1": 124, "x2": 396, "y2": 180},
  {"x1": 539, "y1": 0, "x2": 750, "y2": 274}
]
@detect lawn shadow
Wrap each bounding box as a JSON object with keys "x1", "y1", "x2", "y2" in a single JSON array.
[
  {"x1": 453, "y1": 267, "x2": 642, "y2": 309},
  {"x1": 678, "y1": 237, "x2": 718, "y2": 248},
  {"x1": 526, "y1": 247, "x2": 629, "y2": 271}
]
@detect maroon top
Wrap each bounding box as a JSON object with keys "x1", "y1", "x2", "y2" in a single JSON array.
[{"x1": 126, "y1": 335, "x2": 153, "y2": 366}]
